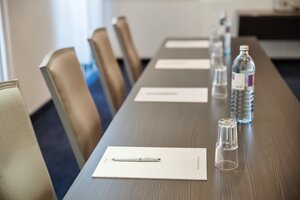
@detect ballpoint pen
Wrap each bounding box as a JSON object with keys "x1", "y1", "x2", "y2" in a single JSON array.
[{"x1": 112, "y1": 157, "x2": 161, "y2": 162}]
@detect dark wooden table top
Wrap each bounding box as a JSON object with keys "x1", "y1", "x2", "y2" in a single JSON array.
[{"x1": 64, "y1": 37, "x2": 300, "y2": 200}]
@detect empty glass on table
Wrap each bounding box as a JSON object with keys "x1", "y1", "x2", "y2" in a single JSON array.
[{"x1": 215, "y1": 118, "x2": 238, "y2": 171}]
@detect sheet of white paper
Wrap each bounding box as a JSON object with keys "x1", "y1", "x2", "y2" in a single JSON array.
[
  {"x1": 93, "y1": 146, "x2": 207, "y2": 180},
  {"x1": 155, "y1": 59, "x2": 210, "y2": 69},
  {"x1": 165, "y1": 40, "x2": 209, "y2": 48},
  {"x1": 134, "y1": 87, "x2": 208, "y2": 103}
]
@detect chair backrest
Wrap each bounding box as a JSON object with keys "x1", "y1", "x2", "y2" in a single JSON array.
[
  {"x1": 88, "y1": 28, "x2": 126, "y2": 116},
  {"x1": 39, "y1": 48, "x2": 102, "y2": 169},
  {"x1": 112, "y1": 16, "x2": 142, "y2": 86},
  {"x1": 0, "y1": 80, "x2": 56, "y2": 200}
]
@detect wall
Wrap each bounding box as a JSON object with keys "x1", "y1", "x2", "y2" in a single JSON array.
[
  {"x1": 103, "y1": 0, "x2": 273, "y2": 58},
  {"x1": 2, "y1": 0, "x2": 56, "y2": 113},
  {"x1": 2, "y1": 0, "x2": 106, "y2": 114}
]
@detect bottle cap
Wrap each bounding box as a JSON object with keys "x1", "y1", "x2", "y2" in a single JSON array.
[{"x1": 240, "y1": 45, "x2": 249, "y2": 51}]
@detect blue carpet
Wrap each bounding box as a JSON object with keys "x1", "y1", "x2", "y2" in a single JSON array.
[{"x1": 32, "y1": 102, "x2": 80, "y2": 199}]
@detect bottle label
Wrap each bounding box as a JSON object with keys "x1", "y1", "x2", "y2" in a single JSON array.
[
  {"x1": 232, "y1": 72, "x2": 255, "y2": 90},
  {"x1": 232, "y1": 72, "x2": 245, "y2": 90},
  {"x1": 247, "y1": 73, "x2": 255, "y2": 90}
]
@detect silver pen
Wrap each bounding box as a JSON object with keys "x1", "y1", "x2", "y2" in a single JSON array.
[{"x1": 112, "y1": 157, "x2": 161, "y2": 162}]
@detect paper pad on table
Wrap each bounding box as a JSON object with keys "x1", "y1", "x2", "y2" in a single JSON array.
[
  {"x1": 165, "y1": 40, "x2": 209, "y2": 48},
  {"x1": 92, "y1": 146, "x2": 207, "y2": 180},
  {"x1": 134, "y1": 87, "x2": 208, "y2": 103},
  {"x1": 155, "y1": 59, "x2": 210, "y2": 69}
]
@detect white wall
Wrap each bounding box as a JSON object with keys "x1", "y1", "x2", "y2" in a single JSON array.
[
  {"x1": 103, "y1": 0, "x2": 273, "y2": 58},
  {"x1": 2, "y1": 0, "x2": 57, "y2": 113}
]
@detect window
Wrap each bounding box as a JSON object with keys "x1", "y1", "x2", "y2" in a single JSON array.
[{"x1": 0, "y1": 1, "x2": 8, "y2": 81}]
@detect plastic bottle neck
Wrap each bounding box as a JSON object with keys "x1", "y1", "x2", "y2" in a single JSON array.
[{"x1": 240, "y1": 50, "x2": 249, "y2": 56}]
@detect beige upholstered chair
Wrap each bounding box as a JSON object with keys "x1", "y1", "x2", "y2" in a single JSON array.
[
  {"x1": 0, "y1": 80, "x2": 56, "y2": 200},
  {"x1": 88, "y1": 28, "x2": 126, "y2": 116},
  {"x1": 39, "y1": 48, "x2": 103, "y2": 169},
  {"x1": 112, "y1": 16, "x2": 142, "y2": 86}
]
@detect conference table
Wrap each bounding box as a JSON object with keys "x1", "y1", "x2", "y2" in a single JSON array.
[{"x1": 64, "y1": 37, "x2": 300, "y2": 199}]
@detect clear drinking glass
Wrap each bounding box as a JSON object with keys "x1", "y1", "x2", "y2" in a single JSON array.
[
  {"x1": 215, "y1": 118, "x2": 238, "y2": 170},
  {"x1": 212, "y1": 65, "x2": 227, "y2": 99}
]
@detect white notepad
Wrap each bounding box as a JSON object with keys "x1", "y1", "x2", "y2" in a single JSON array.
[
  {"x1": 165, "y1": 40, "x2": 209, "y2": 48},
  {"x1": 134, "y1": 87, "x2": 208, "y2": 103},
  {"x1": 155, "y1": 59, "x2": 210, "y2": 69},
  {"x1": 92, "y1": 146, "x2": 207, "y2": 180}
]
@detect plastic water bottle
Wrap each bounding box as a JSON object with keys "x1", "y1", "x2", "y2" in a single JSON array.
[
  {"x1": 218, "y1": 12, "x2": 231, "y2": 55},
  {"x1": 231, "y1": 45, "x2": 255, "y2": 124}
]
